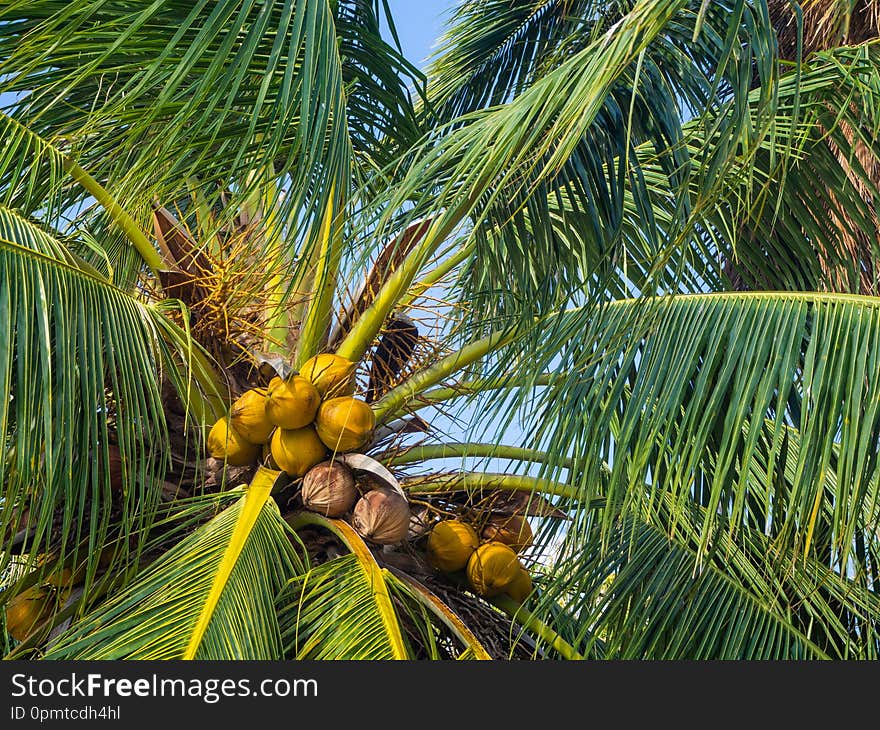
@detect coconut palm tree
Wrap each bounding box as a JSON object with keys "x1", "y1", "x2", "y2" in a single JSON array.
[{"x1": 3, "y1": 0, "x2": 880, "y2": 660}]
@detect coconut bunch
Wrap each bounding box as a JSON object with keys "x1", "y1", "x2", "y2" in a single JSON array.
[
  {"x1": 207, "y1": 352, "x2": 411, "y2": 546},
  {"x1": 207, "y1": 353, "x2": 376, "y2": 476},
  {"x1": 425, "y1": 513, "x2": 535, "y2": 604}
]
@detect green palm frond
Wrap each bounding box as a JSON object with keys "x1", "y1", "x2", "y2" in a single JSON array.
[
  {"x1": 0, "y1": 206, "x2": 219, "y2": 587},
  {"x1": 335, "y1": 0, "x2": 426, "y2": 172},
  {"x1": 518, "y1": 292, "x2": 880, "y2": 564},
  {"x1": 42, "y1": 470, "x2": 301, "y2": 659},
  {"x1": 539, "y1": 515, "x2": 835, "y2": 659},
  {"x1": 280, "y1": 512, "x2": 410, "y2": 659},
  {"x1": 529, "y1": 483, "x2": 880, "y2": 658},
  {"x1": 383, "y1": 568, "x2": 492, "y2": 660},
  {"x1": 0, "y1": 0, "x2": 351, "y2": 241},
  {"x1": 337, "y1": 0, "x2": 706, "y2": 359}
]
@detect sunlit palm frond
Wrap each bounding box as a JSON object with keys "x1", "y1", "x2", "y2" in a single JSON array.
[
  {"x1": 280, "y1": 513, "x2": 411, "y2": 659},
  {"x1": 0, "y1": 0, "x2": 351, "y2": 244},
  {"x1": 0, "y1": 206, "x2": 219, "y2": 591},
  {"x1": 43, "y1": 470, "x2": 301, "y2": 659},
  {"x1": 513, "y1": 292, "x2": 880, "y2": 565},
  {"x1": 531, "y1": 513, "x2": 852, "y2": 659}
]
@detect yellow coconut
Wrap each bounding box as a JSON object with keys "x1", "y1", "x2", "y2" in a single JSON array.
[
  {"x1": 426, "y1": 520, "x2": 480, "y2": 573},
  {"x1": 261, "y1": 439, "x2": 280, "y2": 469},
  {"x1": 315, "y1": 396, "x2": 375, "y2": 453},
  {"x1": 466, "y1": 541, "x2": 521, "y2": 597},
  {"x1": 270, "y1": 426, "x2": 327, "y2": 478},
  {"x1": 5, "y1": 586, "x2": 55, "y2": 642},
  {"x1": 229, "y1": 388, "x2": 275, "y2": 444},
  {"x1": 299, "y1": 353, "x2": 356, "y2": 398},
  {"x1": 505, "y1": 567, "x2": 533, "y2": 604},
  {"x1": 265, "y1": 376, "x2": 321, "y2": 430},
  {"x1": 43, "y1": 567, "x2": 74, "y2": 590},
  {"x1": 207, "y1": 417, "x2": 260, "y2": 466},
  {"x1": 481, "y1": 512, "x2": 534, "y2": 553}
]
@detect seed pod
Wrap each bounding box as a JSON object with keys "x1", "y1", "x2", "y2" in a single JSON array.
[
  {"x1": 266, "y1": 376, "x2": 321, "y2": 430},
  {"x1": 299, "y1": 353, "x2": 356, "y2": 398},
  {"x1": 207, "y1": 417, "x2": 260, "y2": 466},
  {"x1": 301, "y1": 461, "x2": 358, "y2": 517},
  {"x1": 229, "y1": 388, "x2": 275, "y2": 444},
  {"x1": 270, "y1": 426, "x2": 327, "y2": 478},
  {"x1": 481, "y1": 512, "x2": 533, "y2": 553},
  {"x1": 426, "y1": 520, "x2": 480, "y2": 573},
  {"x1": 351, "y1": 488, "x2": 410, "y2": 545},
  {"x1": 466, "y1": 541, "x2": 520, "y2": 597}
]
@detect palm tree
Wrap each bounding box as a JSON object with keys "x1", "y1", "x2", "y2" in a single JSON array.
[{"x1": 3, "y1": 0, "x2": 880, "y2": 660}]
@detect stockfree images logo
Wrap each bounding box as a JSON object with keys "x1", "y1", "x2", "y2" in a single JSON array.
[{"x1": 10, "y1": 672, "x2": 317, "y2": 704}]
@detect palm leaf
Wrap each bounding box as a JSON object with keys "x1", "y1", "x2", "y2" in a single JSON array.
[
  {"x1": 43, "y1": 468, "x2": 300, "y2": 659},
  {"x1": 521, "y1": 292, "x2": 880, "y2": 567},
  {"x1": 0, "y1": 0, "x2": 351, "y2": 247},
  {"x1": 280, "y1": 512, "x2": 409, "y2": 659},
  {"x1": 0, "y1": 206, "x2": 215, "y2": 588}
]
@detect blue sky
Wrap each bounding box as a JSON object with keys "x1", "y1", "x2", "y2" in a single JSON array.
[{"x1": 386, "y1": 0, "x2": 456, "y2": 70}]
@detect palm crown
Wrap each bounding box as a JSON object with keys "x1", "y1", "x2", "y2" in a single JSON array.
[{"x1": 2, "y1": 0, "x2": 880, "y2": 660}]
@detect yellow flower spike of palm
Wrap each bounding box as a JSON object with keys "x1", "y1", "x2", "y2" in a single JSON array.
[
  {"x1": 229, "y1": 388, "x2": 275, "y2": 445},
  {"x1": 505, "y1": 566, "x2": 533, "y2": 604},
  {"x1": 5, "y1": 586, "x2": 55, "y2": 643},
  {"x1": 299, "y1": 353, "x2": 356, "y2": 398},
  {"x1": 426, "y1": 519, "x2": 480, "y2": 573},
  {"x1": 265, "y1": 375, "x2": 321, "y2": 430},
  {"x1": 207, "y1": 417, "x2": 260, "y2": 466},
  {"x1": 315, "y1": 396, "x2": 375, "y2": 453},
  {"x1": 466, "y1": 541, "x2": 521, "y2": 597},
  {"x1": 269, "y1": 426, "x2": 327, "y2": 478}
]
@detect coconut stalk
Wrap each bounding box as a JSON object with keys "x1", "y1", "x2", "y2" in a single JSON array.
[
  {"x1": 62, "y1": 157, "x2": 164, "y2": 279},
  {"x1": 489, "y1": 594, "x2": 584, "y2": 660},
  {"x1": 400, "y1": 472, "x2": 602, "y2": 505},
  {"x1": 380, "y1": 444, "x2": 574, "y2": 471},
  {"x1": 335, "y1": 203, "x2": 478, "y2": 363},
  {"x1": 404, "y1": 373, "x2": 566, "y2": 414},
  {"x1": 371, "y1": 328, "x2": 516, "y2": 424}
]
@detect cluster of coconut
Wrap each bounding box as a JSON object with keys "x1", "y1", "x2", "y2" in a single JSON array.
[
  {"x1": 299, "y1": 459, "x2": 411, "y2": 545},
  {"x1": 425, "y1": 513, "x2": 534, "y2": 604},
  {"x1": 207, "y1": 353, "x2": 373, "y2": 473},
  {"x1": 207, "y1": 353, "x2": 410, "y2": 545}
]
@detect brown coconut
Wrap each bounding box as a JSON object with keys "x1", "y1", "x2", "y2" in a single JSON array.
[
  {"x1": 301, "y1": 461, "x2": 358, "y2": 517},
  {"x1": 481, "y1": 512, "x2": 533, "y2": 553},
  {"x1": 351, "y1": 488, "x2": 410, "y2": 545}
]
